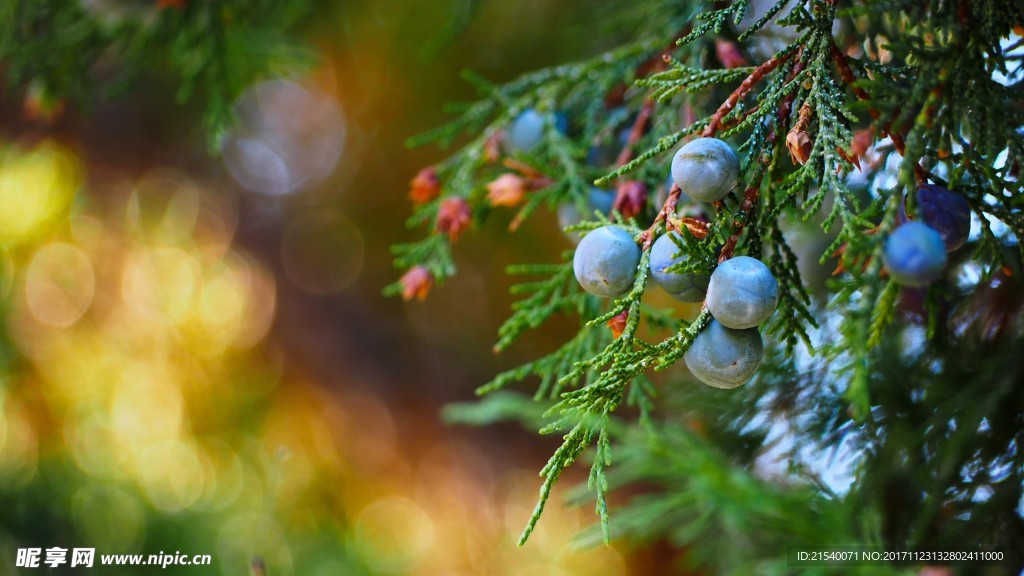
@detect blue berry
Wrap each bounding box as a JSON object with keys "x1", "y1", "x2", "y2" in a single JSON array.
[
  {"x1": 902, "y1": 184, "x2": 970, "y2": 252},
  {"x1": 553, "y1": 112, "x2": 570, "y2": 136},
  {"x1": 706, "y1": 256, "x2": 779, "y2": 329},
  {"x1": 882, "y1": 221, "x2": 948, "y2": 286},
  {"x1": 506, "y1": 109, "x2": 545, "y2": 152},
  {"x1": 671, "y1": 138, "x2": 740, "y2": 203},
  {"x1": 558, "y1": 187, "x2": 616, "y2": 244},
  {"x1": 506, "y1": 109, "x2": 568, "y2": 153},
  {"x1": 587, "y1": 126, "x2": 632, "y2": 167},
  {"x1": 649, "y1": 232, "x2": 709, "y2": 302},
  {"x1": 684, "y1": 320, "x2": 763, "y2": 389},
  {"x1": 573, "y1": 225, "x2": 641, "y2": 297}
]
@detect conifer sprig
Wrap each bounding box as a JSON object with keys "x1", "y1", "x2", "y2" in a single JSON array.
[{"x1": 395, "y1": 0, "x2": 1024, "y2": 547}]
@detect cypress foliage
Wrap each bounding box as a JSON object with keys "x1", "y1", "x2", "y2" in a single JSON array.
[{"x1": 399, "y1": 0, "x2": 1024, "y2": 569}]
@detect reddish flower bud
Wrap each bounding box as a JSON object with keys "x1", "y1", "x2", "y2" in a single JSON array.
[
  {"x1": 715, "y1": 39, "x2": 748, "y2": 69},
  {"x1": 486, "y1": 173, "x2": 527, "y2": 208},
  {"x1": 436, "y1": 197, "x2": 472, "y2": 241},
  {"x1": 21, "y1": 83, "x2": 64, "y2": 123},
  {"x1": 614, "y1": 181, "x2": 648, "y2": 221},
  {"x1": 400, "y1": 266, "x2": 434, "y2": 301},
  {"x1": 409, "y1": 167, "x2": 441, "y2": 205},
  {"x1": 607, "y1": 310, "x2": 629, "y2": 339}
]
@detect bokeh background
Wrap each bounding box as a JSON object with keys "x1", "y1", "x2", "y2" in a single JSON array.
[{"x1": 0, "y1": 1, "x2": 675, "y2": 574}]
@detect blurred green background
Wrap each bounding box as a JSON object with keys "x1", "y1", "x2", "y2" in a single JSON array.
[{"x1": 0, "y1": 0, "x2": 675, "y2": 574}]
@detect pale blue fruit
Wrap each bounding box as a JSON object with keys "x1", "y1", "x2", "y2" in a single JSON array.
[
  {"x1": 649, "y1": 232, "x2": 709, "y2": 302},
  {"x1": 506, "y1": 109, "x2": 567, "y2": 153},
  {"x1": 506, "y1": 109, "x2": 546, "y2": 152},
  {"x1": 558, "y1": 187, "x2": 616, "y2": 244},
  {"x1": 882, "y1": 221, "x2": 948, "y2": 286},
  {"x1": 684, "y1": 320, "x2": 763, "y2": 389},
  {"x1": 706, "y1": 256, "x2": 779, "y2": 329},
  {"x1": 573, "y1": 225, "x2": 640, "y2": 297},
  {"x1": 671, "y1": 137, "x2": 740, "y2": 202}
]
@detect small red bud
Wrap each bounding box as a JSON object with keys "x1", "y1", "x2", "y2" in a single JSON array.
[
  {"x1": 409, "y1": 167, "x2": 441, "y2": 205},
  {"x1": 607, "y1": 310, "x2": 629, "y2": 339},
  {"x1": 400, "y1": 266, "x2": 434, "y2": 301},
  {"x1": 486, "y1": 173, "x2": 527, "y2": 208},
  {"x1": 436, "y1": 197, "x2": 472, "y2": 241},
  {"x1": 614, "y1": 181, "x2": 648, "y2": 220}
]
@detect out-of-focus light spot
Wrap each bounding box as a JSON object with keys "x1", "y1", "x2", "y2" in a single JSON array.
[
  {"x1": 111, "y1": 368, "x2": 184, "y2": 457},
  {"x1": 25, "y1": 243, "x2": 95, "y2": 328},
  {"x1": 70, "y1": 215, "x2": 117, "y2": 272},
  {"x1": 222, "y1": 80, "x2": 345, "y2": 196},
  {"x1": 0, "y1": 403, "x2": 38, "y2": 487},
  {"x1": 0, "y1": 143, "x2": 77, "y2": 242},
  {"x1": 231, "y1": 256, "x2": 277, "y2": 349},
  {"x1": 193, "y1": 191, "x2": 240, "y2": 261},
  {"x1": 128, "y1": 170, "x2": 202, "y2": 241},
  {"x1": 217, "y1": 513, "x2": 292, "y2": 576},
  {"x1": 558, "y1": 545, "x2": 627, "y2": 576},
  {"x1": 122, "y1": 247, "x2": 201, "y2": 323},
  {"x1": 0, "y1": 249, "x2": 14, "y2": 300},
  {"x1": 72, "y1": 484, "x2": 145, "y2": 551},
  {"x1": 354, "y1": 496, "x2": 435, "y2": 574},
  {"x1": 338, "y1": 391, "x2": 397, "y2": 473},
  {"x1": 281, "y1": 210, "x2": 364, "y2": 294},
  {"x1": 66, "y1": 411, "x2": 123, "y2": 480},
  {"x1": 136, "y1": 440, "x2": 205, "y2": 512},
  {"x1": 195, "y1": 440, "x2": 245, "y2": 512},
  {"x1": 190, "y1": 257, "x2": 249, "y2": 353},
  {"x1": 100, "y1": 304, "x2": 173, "y2": 359},
  {"x1": 0, "y1": 398, "x2": 6, "y2": 455}
]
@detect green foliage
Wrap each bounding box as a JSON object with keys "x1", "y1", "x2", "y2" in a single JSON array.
[
  {"x1": 0, "y1": 0, "x2": 316, "y2": 149},
  {"x1": 395, "y1": 0, "x2": 1024, "y2": 569}
]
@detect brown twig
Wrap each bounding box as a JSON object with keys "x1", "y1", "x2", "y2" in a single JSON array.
[
  {"x1": 639, "y1": 184, "x2": 682, "y2": 250},
  {"x1": 614, "y1": 99, "x2": 657, "y2": 167},
  {"x1": 770, "y1": 50, "x2": 805, "y2": 144},
  {"x1": 830, "y1": 43, "x2": 930, "y2": 183},
  {"x1": 702, "y1": 50, "x2": 795, "y2": 138},
  {"x1": 704, "y1": 53, "x2": 800, "y2": 259},
  {"x1": 641, "y1": 52, "x2": 793, "y2": 250},
  {"x1": 717, "y1": 181, "x2": 762, "y2": 263},
  {"x1": 502, "y1": 157, "x2": 546, "y2": 179}
]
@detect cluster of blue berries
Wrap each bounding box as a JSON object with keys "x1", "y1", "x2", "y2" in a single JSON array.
[
  {"x1": 688, "y1": 256, "x2": 777, "y2": 389},
  {"x1": 572, "y1": 137, "x2": 780, "y2": 389},
  {"x1": 882, "y1": 184, "x2": 970, "y2": 286}
]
